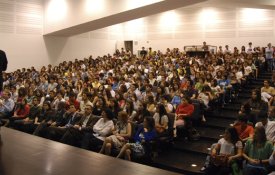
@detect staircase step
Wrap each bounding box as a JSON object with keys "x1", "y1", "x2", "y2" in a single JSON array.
[
  {"x1": 174, "y1": 139, "x2": 214, "y2": 155},
  {"x1": 196, "y1": 126, "x2": 224, "y2": 141},
  {"x1": 153, "y1": 149, "x2": 205, "y2": 175},
  {"x1": 205, "y1": 110, "x2": 238, "y2": 120},
  {"x1": 203, "y1": 117, "x2": 234, "y2": 129}
]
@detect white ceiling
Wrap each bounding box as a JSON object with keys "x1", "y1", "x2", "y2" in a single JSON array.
[{"x1": 45, "y1": 0, "x2": 275, "y2": 37}]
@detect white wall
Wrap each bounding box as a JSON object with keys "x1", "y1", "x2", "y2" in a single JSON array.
[
  {"x1": 0, "y1": 0, "x2": 116, "y2": 72},
  {"x1": 45, "y1": 36, "x2": 116, "y2": 65},
  {"x1": 89, "y1": 6, "x2": 275, "y2": 54}
]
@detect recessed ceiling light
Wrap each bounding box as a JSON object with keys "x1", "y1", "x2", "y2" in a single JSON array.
[{"x1": 191, "y1": 164, "x2": 197, "y2": 167}]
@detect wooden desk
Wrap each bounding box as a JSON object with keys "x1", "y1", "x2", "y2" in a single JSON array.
[{"x1": 0, "y1": 127, "x2": 180, "y2": 175}]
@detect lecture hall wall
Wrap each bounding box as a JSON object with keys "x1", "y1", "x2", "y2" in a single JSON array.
[{"x1": 0, "y1": 0, "x2": 116, "y2": 72}]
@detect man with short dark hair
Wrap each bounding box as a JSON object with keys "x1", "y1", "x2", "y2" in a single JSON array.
[
  {"x1": 140, "y1": 47, "x2": 147, "y2": 58},
  {"x1": 0, "y1": 50, "x2": 8, "y2": 92}
]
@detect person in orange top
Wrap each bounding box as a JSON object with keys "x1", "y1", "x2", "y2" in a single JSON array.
[{"x1": 234, "y1": 114, "x2": 254, "y2": 142}]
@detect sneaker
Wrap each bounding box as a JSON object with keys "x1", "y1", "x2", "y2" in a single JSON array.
[{"x1": 200, "y1": 166, "x2": 206, "y2": 172}]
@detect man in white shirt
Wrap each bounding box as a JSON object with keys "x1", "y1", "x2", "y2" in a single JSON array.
[
  {"x1": 0, "y1": 89, "x2": 15, "y2": 121},
  {"x1": 224, "y1": 45, "x2": 231, "y2": 54},
  {"x1": 255, "y1": 112, "x2": 275, "y2": 143}
]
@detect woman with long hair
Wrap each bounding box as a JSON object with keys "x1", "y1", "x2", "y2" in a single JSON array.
[
  {"x1": 116, "y1": 116, "x2": 156, "y2": 161},
  {"x1": 99, "y1": 111, "x2": 132, "y2": 155},
  {"x1": 205, "y1": 127, "x2": 243, "y2": 175},
  {"x1": 243, "y1": 126, "x2": 274, "y2": 175},
  {"x1": 153, "y1": 104, "x2": 168, "y2": 135}
]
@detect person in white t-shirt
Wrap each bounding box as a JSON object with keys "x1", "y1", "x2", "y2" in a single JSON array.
[
  {"x1": 255, "y1": 112, "x2": 275, "y2": 143},
  {"x1": 247, "y1": 42, "x2": 254, "y2": 54},
  {"x1": 204, "y1": 127, "x2": 243, "y2": 175}
]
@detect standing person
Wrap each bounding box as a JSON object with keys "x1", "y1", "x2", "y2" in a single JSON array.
[
  {"x1": 0, "y1": 50, "x2": 8, "y2": 92},
  {"x1": 266, "y1": 43, "x2": 274, "y2": 72},
  {"x1": 140, "y1": 47, "x2": 147, "y2": 58}
]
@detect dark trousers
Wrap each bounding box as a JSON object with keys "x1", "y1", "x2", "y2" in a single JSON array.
[
  {"x1": 8, "y1": 116, "x2": 26, "y2": 128},
  {"x1": 33, "y1": 123, "x2": 51, "y2": 137},
  {"x1": 60, "y1": 127, "x2": 86, "y2": 147},
  {"x1": 81, "y1": 133, "x2": 103, "y2": 151},
  {"x1": 46, "y1": 127, "x2": 68, "y2": 141},
  {"x1": 204, "y1": 164, "x2": 231, "y2": 175}
]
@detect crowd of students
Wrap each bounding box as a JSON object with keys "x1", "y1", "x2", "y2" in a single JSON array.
[{"x1": 0, "y1": 42, "x2": 274, "y2": 174}]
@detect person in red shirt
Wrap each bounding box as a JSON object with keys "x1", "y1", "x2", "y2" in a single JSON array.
[
  {"x1": 66, "y1": 92, "x2": 80, "y2": 111},
  {"x1": 175, "y1": 97, "x2": 194, "y2": 127},
  {"x1": 234, "y1": 114, "x2": 254, "y2": 142},
  {"x1": 8, "y1": 98, "x2": 30, "y2": 127}
]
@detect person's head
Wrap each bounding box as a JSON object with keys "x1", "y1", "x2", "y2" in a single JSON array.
[
  {"x1": 82, "y1": 92, "x2": 89, "y2": 101},
  {"x1": 268, "y1": 106, "x2": 275, "y2": 119},
  {"x1": 102, "y1": 108, "x2": 114, "y2": 120},
  {"x1": 143, "y1": 116, "x2": 155, "y2": 131},
  {"x1": 251, "y1": 89, "x2": 261, "y2": 101},
  {"x1": 57, "y1": 101, "x2": 66, "y2": 111},
  {"x1": 181, "y1": 96, "x2": 191, "y2": 105},
  {"x1": 224, "y1": 127, "x2": 239, "y2": 144},
  {"x1": 68, "y1": 92, "x2": 76, "y2": 101},
  {"x1": 1, "y1": 89, "x2": 10, "y2": 100},
  {"x1": 84, "y1": 105, "x2": 93, "y2": 116},
  {"x1": 68, "y1": 104, "x2": 76, "y2": 113},
  {"x1": 263, "y1": 80, "x2": 270, "y2": 88},
  {"x1": 253, "y1": 126, "x2": 267, "y2": 144},
  {"x1": 156, "y1": 103, "x2": 167, "y2": 116},
  {"x1": 257, "y1": 111, "x2": 268, "y2": 126},
  {"x1": 43, "y1": 101, "x2": 51, "y2": 111},
  {"x1": 237, "y1": 114, "x2": 248, "y2": 126},
  {"x1": 118, "y1": 111, "x2": 128, "y2": 123},
  {"x1": 49, "y1": 90, "x2": 55, "y2": 98},
  {"x1": 32, "y1": 96, "x2": 39, "y2": 106}
]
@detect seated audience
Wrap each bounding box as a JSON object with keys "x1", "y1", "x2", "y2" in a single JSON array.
[
  {"x1": 116, "y1": 116, "x2": 156, "y2": 161},
  {"x1": 99, "y1": 111, "x2": 131, "y2": 155},
  {"x1": 81, "y1": 108, "x2": 114, "y2": 151}
]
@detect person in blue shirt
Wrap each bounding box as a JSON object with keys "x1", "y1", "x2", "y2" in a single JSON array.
[{"x1": 116, "y1": 116, "x2": 156, "y2": 161}]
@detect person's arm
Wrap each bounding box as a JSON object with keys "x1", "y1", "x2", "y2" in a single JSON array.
[
  {"x1": 117, "y1": 122, "x2": 132, "y2": 139},
  {"x1": 211, "y1": 143, "x2": 221, "y2": 156},
  {"x1": 228, "y1": 141, "x2": 243, "y2": 162}
]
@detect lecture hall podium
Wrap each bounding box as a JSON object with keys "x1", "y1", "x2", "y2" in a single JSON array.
[{"x1": 184, "y1": 45, "x2": 217, "y2": 58}]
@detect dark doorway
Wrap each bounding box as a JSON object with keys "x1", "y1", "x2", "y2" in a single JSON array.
[{"x1": 124, "y1": 41, "x2": 133, "y2": 54}]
